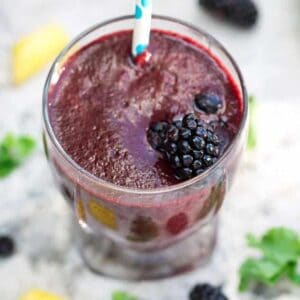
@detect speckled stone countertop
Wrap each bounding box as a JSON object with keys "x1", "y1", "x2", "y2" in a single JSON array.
[{"x1": 1, "y1": 0, "x2": 300, "y2": 299}]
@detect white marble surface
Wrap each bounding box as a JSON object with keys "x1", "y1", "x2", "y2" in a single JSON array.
[{"x1": 1, "y1": 0, "x2": 300, "y2": 299}]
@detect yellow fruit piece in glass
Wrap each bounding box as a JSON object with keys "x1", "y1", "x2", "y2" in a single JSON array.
[
  {"x1": 12, "y1": 24, "x2": 69, "y2": 84},
  {"x1": 88, "y1": 200, "x2": 117, "y2": 230},
  {"x1": 20, "y1": 289, "x2": 65, "y2": 300},
  {"x1": 76, "y1": 199, "x2": 86, "y2": 222}
]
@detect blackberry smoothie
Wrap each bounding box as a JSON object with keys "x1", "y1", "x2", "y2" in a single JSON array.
[
  {"x1": 43, "y1": 16, "x2": 247, "y2": 279},
  {"x1": 49, "y1": 30, "x2": 241, "y2": 189}
]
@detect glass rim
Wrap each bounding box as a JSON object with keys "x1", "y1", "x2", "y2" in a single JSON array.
[{"x1": 42, "y1": 14, "x2": 248, "y2": 195}]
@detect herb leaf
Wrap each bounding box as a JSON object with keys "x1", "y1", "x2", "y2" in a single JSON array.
[
  {"x1": 247, "y1": 95, "x2": 257, "y2": 150},
  {"x1": 287, "y1": 263, "x2": 300, "y2": 284},
  {"x1": 239, "y1": 227, "x2": 300, "y2": 292},
  {"x1": 239, "y1": 257, "x2": 284, "y2": 291},
  {"x1": 0, "y1": 133, "x2": 36, "y2": 178},
  {"x1": 247, "y1": 228, "x2": 300, "y2": 265},
  {"x1": 112, "y1": 291, "x2": 138, "y2": 300}
]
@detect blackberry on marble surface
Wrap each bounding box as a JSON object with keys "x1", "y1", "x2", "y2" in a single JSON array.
[
  {"x1": 0, "y1": 235, "x2": 15, "y2": 258},
  {"x1": 190, "y1": 283, "x2": 228, "y2": 300},
  {"x1": 199, "y1": 0, "x2": 258, "y2": 28}
]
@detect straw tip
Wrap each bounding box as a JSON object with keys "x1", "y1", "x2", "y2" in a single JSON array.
[{"x1": 133, "y1": 50, "x2": 152, "y2": 66}]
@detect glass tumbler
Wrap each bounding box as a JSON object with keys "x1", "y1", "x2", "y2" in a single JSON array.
[{"x1": 42, "y1": 15, "x2": 248, "y2": 280}]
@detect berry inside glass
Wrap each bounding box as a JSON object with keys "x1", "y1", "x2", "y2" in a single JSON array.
[{"x1": 43, "y1": 16, "x2": 248, "y2": 279}]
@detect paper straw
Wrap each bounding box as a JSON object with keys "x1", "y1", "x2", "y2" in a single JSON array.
[{"x1": 132, "y1": 0, "x2": 152, "y2": 57}]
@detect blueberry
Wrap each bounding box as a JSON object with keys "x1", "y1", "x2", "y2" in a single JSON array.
[{"x1": 194, "y1": 93, "x2": 223, "y2": 114}]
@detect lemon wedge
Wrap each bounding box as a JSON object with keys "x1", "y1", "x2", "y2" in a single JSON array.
[
  {"x1": 20, "y1": 289, "x2": 65, "y2": 300},
  {"x1": 12, "y1": 24, "x2": 69, "y2": 84}
]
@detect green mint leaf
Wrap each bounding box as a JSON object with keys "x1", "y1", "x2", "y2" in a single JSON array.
[
  {"x1": 0, "y1": 159, "x2": 20, "y2": 177},
  {"x1": 246, "y1": 233, "x2": 260, "y2": 247},
  {"x1": 0, "y1": 133, "x2": 36, "y2": 178},
  {"x1": 287, "y1": 263, "x2": 300, "y2": 284},
  {"x1": 15, "y1": 136, "x2": 36, "y2": 157},
  {"x1": 239, "y1": 257, "x2": 284, "y2": 291},
  {"x1": 247, "y1": 95, "x2": 257, "y2": 150},
  {"x1": 248, "y1": 228, "x2": 300, "y2": 265},
  {"x1": 239, "y1": 227, "x2": 300, "y2": 292},
  {"x1": 112, "y1": 291, "x2": 138, "y2": 300}
]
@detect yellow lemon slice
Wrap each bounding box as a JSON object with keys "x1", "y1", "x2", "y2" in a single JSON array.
[
  {"x1": 20, "y1": 289, "x2": 65, "y2": 300},
  {"x1": 12, "y1": 24, "x2": 69, "y2": 84}
]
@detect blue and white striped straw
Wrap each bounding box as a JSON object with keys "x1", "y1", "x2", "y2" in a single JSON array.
[{"x1": 132, "y1": 0, "x2": 152, "y2": 57}]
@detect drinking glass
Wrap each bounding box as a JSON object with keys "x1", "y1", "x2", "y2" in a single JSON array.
[{"x1": 42, "y1": 15, "x2": 248, "y2": 280}]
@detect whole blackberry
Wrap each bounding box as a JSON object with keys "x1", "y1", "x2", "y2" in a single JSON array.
[
  {"x1": 0, "y1": 235, "x2": 15, "y2": 258},
  {"x1": 147, "y1": 113, "x2": 221, "y2": 181},
  {"x1": 194, "y1": 93, "x2": 223, "y2": 114},
  {"x1": 190, "y1": 283, "x2": 228, "y2": 300},
  {"x1": 200, "y1": 0, "x2": 258, "y2": 28}
]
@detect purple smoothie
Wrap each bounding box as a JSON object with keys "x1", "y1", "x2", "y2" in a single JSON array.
[
  {"x1": 48, "y1": 30, "x2": 242, "y2": 189},
  {"x1": 44, "y1": 25, "x2": 246, "y2": 277}
]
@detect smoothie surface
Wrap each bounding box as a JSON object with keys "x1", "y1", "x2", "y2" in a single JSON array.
[{"x1": 48, "y1": 30, "x2": 243, "y2": 188}]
